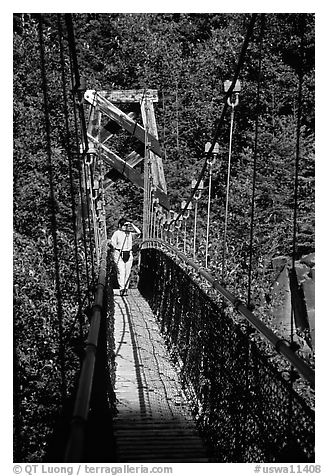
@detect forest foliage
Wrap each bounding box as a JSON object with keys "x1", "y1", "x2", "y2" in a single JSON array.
[{"x1": 13, "y1": 13, "x2": 314, "y2": 462}]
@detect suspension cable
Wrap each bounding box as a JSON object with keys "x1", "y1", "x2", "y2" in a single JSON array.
[
  {"x1": 247, "y1": 14, "x2": 265, "y2": 306},
  {"x1": 38, "y1": 14, "x2": 66, "y2": 400},
  {"x1": 65, "y1": 13, "x2": 96, "y2": 291},
  {"x1": 65, "y1": 14, "x2": 88, "y2": 150},
  {"x1": 174, "y1": 13, "x2": 258, "y2": 224},
  {"x1": 57, "y1": 14, "x2": 83, "y2": 334}
]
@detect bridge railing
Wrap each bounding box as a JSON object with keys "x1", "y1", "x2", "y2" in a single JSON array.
[
  {"x1": 139, "y1": 241, "x2": 314, "y2": 463},
  {"x1": 64, "y1": 243, "x2": 116, "y2": 462}
]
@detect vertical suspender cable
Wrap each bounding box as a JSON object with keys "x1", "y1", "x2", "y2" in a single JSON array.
[
  {"x1": 183, "y1": 218, "x2": 187, "y2": 254},
  {"x1": 68, "y1": 45, "x2": 91, "y2": 305},
  {"x1": 143, "y1": 97, "x2": 152, "y2": 240},
  {"x1": 241, "y1": 14, "x2": 265, "y2": 456},
  {"x1": 193, "y1": 198, "x2": 198, "y2": 260},
  {"x1": 99, "y1": 147, "x2": 108, "y2": 244},
  {"x1": 205, "y1": 160, "x2": 214, "y2": 268},
  {"x1": 176, "y1": 14, "x2": 257, "y2": 224},
  {"x1": 291, "y1": 17, "x2": 305, "y2": 344},
  {"x1": 150, "y1": 197, "x2": 156, "y2": 239},
  {"x1": 149, "y1": 186, "x2": 153, "y2": 239},
  {"x1": 38, "y1": 14, "x2": 66, "y2": 401},
  {"x1": 96, "y1": 143, "x2": 107, "y2": 247},
  {"x1": 82, "y1": 154, "x2": 96, "y2": 286},
  {"x1": 247, "y1": 14, "x2": 265, "y2": 307},
  {"x1": 140, "y1": 90, "x2": 149, "y2": 240},
  {"x1": 162, "y1": 90, "x2": 167, "y2": 164},
  {"x1": 286, "y1": 17, "x2": 306, "y2": 452},
  {"x1": 85, "y1": 151, "x2": 100, "y2": 263},
  {"x1": 57, "y1": 14, "x2": 83, "y2": 335},
  {"x1": 222, "y1": 103, "x2": 235, "y2": 281},
  {"x1": 149, "y1": 162, "x2": 153, "y2": 238},
  {"x1": 176, "y1": 81, "x2": 179, "y2": 151},
  {"x1": 69, "y1": 71, "x2": 91, "y2": 305},
  {"x1": 143, "y1": 111, "x2": 149, "y2": 240}
]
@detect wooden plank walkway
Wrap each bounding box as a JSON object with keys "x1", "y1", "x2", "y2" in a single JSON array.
[{"x1": 113, "y1": 289, "x2": 208, "y2": 463}]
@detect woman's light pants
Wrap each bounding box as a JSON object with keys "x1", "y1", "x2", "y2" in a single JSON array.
[{"x1": 114, "y1": 251, "x2": 133, "y2": 290}]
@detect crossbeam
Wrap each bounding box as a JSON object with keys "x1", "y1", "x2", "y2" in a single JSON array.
[
  {"x1": 87, "y1": 134, "x2": 170, "y2": 210},
  {"x1": 98, "y1": 112, "x2": 137, "y2": 144},
  {"x1": 84, "y1": 90, "x2": 162, "y2": 157},
  {"x1": 104, "y1": 151, "x2": 144, "y2": 190},
  {"x1": 97, "y1": 89, "x2": 159, "y2": 103}
]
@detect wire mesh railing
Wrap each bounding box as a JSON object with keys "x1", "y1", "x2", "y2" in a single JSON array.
[{"x1": 138, "y1": 244, "x2": 314, "y2": 463}]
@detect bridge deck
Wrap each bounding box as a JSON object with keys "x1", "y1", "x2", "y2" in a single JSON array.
[{"x1": 113, "y1": 289, "x2": 208, "y2": 463}]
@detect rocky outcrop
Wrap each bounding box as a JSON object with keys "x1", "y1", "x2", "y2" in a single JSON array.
[{"x1": 271, "y1": 253, "x2": 315, "y2": 349}]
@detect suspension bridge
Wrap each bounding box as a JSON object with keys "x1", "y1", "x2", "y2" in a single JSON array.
[{"x1": 16, "y1": 14, "x2": 315, "y2": 464}]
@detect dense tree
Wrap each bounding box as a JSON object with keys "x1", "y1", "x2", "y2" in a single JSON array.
[{"x1": 13, "y1": 13, "x2": 314, "y2": 461}]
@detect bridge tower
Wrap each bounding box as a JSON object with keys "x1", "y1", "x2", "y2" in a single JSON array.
[{"x1": 84, "y1": 89, "x2": 169, "y2": 240}]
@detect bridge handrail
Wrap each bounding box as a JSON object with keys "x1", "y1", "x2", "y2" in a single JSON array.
[
  {"x1": 142, "y1": 239, "x2": 314, "y2": 387},
  {"x1": 64, "y1": 242, "x2": 108, "y2": 462}
]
